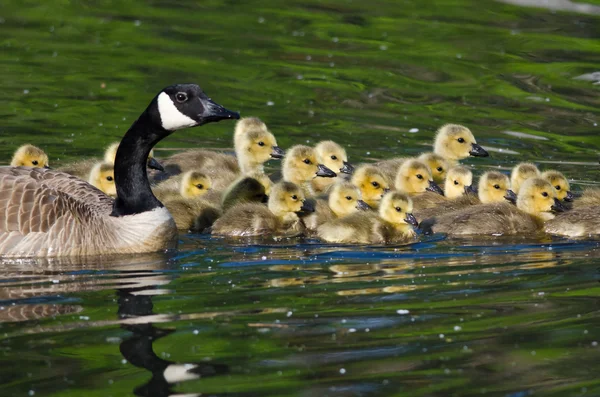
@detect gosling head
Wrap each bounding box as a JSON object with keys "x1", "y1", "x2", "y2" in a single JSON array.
[
  {"x1": 315, "y1": 140, "x2": 354, "y2": 175},
  {"x1": 433, "y1": 124, "x2": 488, "y2": 161},
  {"x1": 268, "y1": 181, "x2": 312, "y2": 217},
  {"x1": 351, "y1": 165, "x2": 391, "y2": 207},
  {"x1": 510, "y1": 162, "x2": 540, "y2": 194},
  {"x1": 328, "y1": 182, "x2": 370, "y2": 217},
  {"x1": 517, "y1": 177, "x2": 565, "y2": 219},
  {"x1": 418, "y1": 152, "x2": 449, "y2": 184},
  {"x1": 180, "y1": 171, "x2": 212, "y2": 199},
  {"x1": 478, "y1": 171, "x2": 514, "y2": 204},
  {"x1": 379, "y1": 192, "x2": 418, "y2": 227},
  {"x1": 105, "y1": 142, "x2": 164, "y2": 171},
  {"x1": 88, "y1": 162, "x2": 116, "y2": 197},
  {"x1": 444, "y1": 166, "x2": 474, "y2": 199},
  {"x1": 10, "y1": 144, "x2": 50, "y2": 168},
  {"x1": 395, "y1": 159, "x2": 443, "y2": 195},
  {"x1": 282, "y1": 145, "x2": 336, "y2": 185},
  {"x1": 235, "y1": 118, "x2": 284, "y2": 173},
  {"x1": 541, "y1": 170, "x2": 573, "y2": 202},
  {"x1": 222, "y1": 176, "x2": 268, "y2": 210}
]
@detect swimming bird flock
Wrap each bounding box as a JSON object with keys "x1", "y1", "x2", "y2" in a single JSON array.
[{"x1": 1, "y1": 83, "x2": 598, "y2": 257}]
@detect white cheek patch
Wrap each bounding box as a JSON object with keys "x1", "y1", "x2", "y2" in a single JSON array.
[{"x1": 157, "y1": 92, "x2": 197, "y2": 131}]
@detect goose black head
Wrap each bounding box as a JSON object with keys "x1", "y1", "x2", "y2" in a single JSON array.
[{"x1": 155, "y1": 84, "x2": 239, "y2": 131}]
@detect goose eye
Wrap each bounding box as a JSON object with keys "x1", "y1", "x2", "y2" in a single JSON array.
[
  {"x1": 303, "y1": 159, "x2": 311, "y2": 165},
  {"x1": 331, "y1": 155, "x2": 337, "y2": 160},
  {"x1": 457, "y1": 137, "x2": 465, "y2": 143},
  {"x1": 542, "y1": 192, "x2": 549, "y2": 197},
  {"x1": 258, "y1": 141, "x2": 265, "y2": 146},
  {"x1": 291, "y1": 195, "x2": 298, "y2": 200},
  {"x1": 416, "y1": 174, "x2": 423, "y2": 180},
  {"x1": 32, "y1": 160, "x2": 39, "y2": 166},
  {"x1": 106, "y1": 176, "x2": 113, "y2": 182},
  {"x1": 555, "y1": 185, "x2": 561, "y2": 190},
  {"x1": 196, "y1": 184, "x2": 204, "y2": 189},
  {"x1": 437, "y1": 167, "x2": 443, "y2": 172},
  {"x1": 494, "y1": 184, "x2": 500, "y2": 189},
  {"x1": 454, "y1": 180, "x2": 459, "y2": 185},
  {"x1": 345, "y1": 196, "x2": 352, "y2": 200},
  {"x1": 371, "y1": 181, "x2": 380, "y2": 188},
  {"x1": 175, "y1": 92, "x2": 188, "y2": 103},
  {"x1": 395, "y1": 207, "x2": 402, "y2": 212}
]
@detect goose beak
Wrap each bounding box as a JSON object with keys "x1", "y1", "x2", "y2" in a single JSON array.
[
  {"x1": 298, "y1": 199, "x2": 316, "y2": 214},
  {"x1": 199, "y1": 96, "x2": 240, "y2": 124},
  {"x1": 551, "y1": 197, "x2": 566, "y2": 212},
  {"x1": 564, "y1": 191, "x2": 574, "y2": 202},
  {"x1": 464, "y1": 185, "x2": 477, "y2": 195},
  {"x1": 271, "y1": 146, "x2": 285, "y2": 159},
  {"x1": 405, "y1": 213, "x2": 419, "y2": 227},
  {"x1": 147, "y1": 157, "x2": 164, "y2": 172},
  {"x1": 261, "y1": 194, "x2": 269, "y2": 203},
  {"x1": 316, "y1": 164, "x2": 337, "y2": 178},
  {"x1": 469, "y1": 143, "x2": 489, "y2": 157},
  {"x1": 427, "y1": 180, "x2": 444, "y2": 196},
  {"x1": 43, "y1": 165, "x2": 52, "y2": 169},
  {"x1": 504, "y1": 189, "x2": 517, "y2": 204},
  {"x1": 340, "y1": 161, "x2": 355, "y2": 174},
  {"x1": 356, "y1": 199, "x2": 371, "y2": 211}
]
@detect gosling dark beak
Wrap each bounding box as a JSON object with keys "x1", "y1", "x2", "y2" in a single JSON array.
[
  {"x1": 564, "y1": 191, "x2": 574, "y2": 202},
  {"x1": 551, "y1": 197, "x2": 566, "y2": 212},
  {"x1": 469, "y1": 143, "x2": 489, "y2": 157},
  {"x1": 383, "y1": 187, "x2": 391, "y2": 193},
  {"x1": 405, "y1": 213, "x2": 419, "y2": 227},
  {"x1": 199, "y1": 95, "x2": 240, "y2": 124},
  {"x1": 427, "y1": 180, "x2": 444, "y2": 196},
  {"x1": 464, "y1": 185, "x2": 477, "y2": 195},
  {"x1": 340, "y1": 161, "x2": 355, "y2": 175},
  {"x1": 147, "y1": 157, "x2": 164, "y2": 172},
  {"x1": 316, "y1": 164, "x2": 337, "y2": 178},
  {"x1": 356, "y1": 200, "x2": 371, "y2": 211},
  {"x1": 298, "y1": 199, "x2": 316, "y2": 215},
  {"x1": 43, "y1": 165, "x2": 52, "y2": 169},
  {"x1": 271, "y1": 146, "x2": 285, "y2": 159},
  {"x1": 261, "y1": 194, "x2": 269, "y2": 203},
  {"x1": 504, "y1": 189, "x2": 517, "y2": 204}
]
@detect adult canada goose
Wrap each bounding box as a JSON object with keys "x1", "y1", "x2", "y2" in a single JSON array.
[
  {"x1": 10, "y1": 144, "x2": 50, "y2": 168},
  {"x1": 433, "y1": 124, "x2": 489, "y2": 163},
  {"x1": 0, "y1": 83, "x2": 239, "y2": 257},
  {"x1": 211, "y1": 181, "x2": 314, "y2": 237},
  {"x1": 351, "y1": 164, "x2": 391, "y2": 208},
  {"x1": 510, "y1": 162, "x2": 540, "y2": 194},
  {"x1": 541, "y1": 170, "x2": 574, "y2": 202},
  {"x1": 395, "y1": 159, "x2": 444, "y2": 196},
  {"x1": 419, "y1": 177, "x2": 565, "y2": 236},
  {"x1": 58, "y1": 142, "x2": 163, "y2": 180},
  {"x1": 411, "y1": 166, "x2": 473, "y2": 211},
  {"x1": 282, "y1": 145, "x2": 336, "y2": 196},
  {"x1": 88, "y1": 162, "x2": 116, "y2": 197},
  {"x1": 317, "y1": 191, "x2": 418, "y2": 244},
  {"x1": 152, "y1": 170, "x2": 212, "y2": 202},
  {"x1": 414, "y1": 170, "x2": 514, "y2": 220},
  {"x1": 312, "y1": 141, "x2": 354, "y2": 193},
  {"x1": 304, "y1": 181, "x2": 370, "y2": 231}
]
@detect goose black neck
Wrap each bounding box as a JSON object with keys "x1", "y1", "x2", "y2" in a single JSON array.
[{"x1": 111, "y1": 109, "x2": 166, "y2": 217}]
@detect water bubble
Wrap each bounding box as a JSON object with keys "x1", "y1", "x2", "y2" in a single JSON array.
[
  {"x1": 266, "y1": 101, "x2": 274, "y2": 106},
  {"x1": 379, "y1": 45, "x2": 388, "y2": 51},
  {"x1": 332, "y1": 37, "x2": 339, "y2": 43},
  {"x1": 23, "y1": 89, "x2": 29, "y2": 94},
  {"x1": 348, "y1": 328, "x2": 356, "y2": 333},
  {"x1": 286, "y1": 311, "x2": 293, "y2": 317},
  {"x1": 339, "y1": 368, "x2": 346, "y2": 374},
  {"x1": 454, "y1": 326, "x2": 462, "y2": 331},
  {"x1": 258, "y1": 17, "x2": 265, "y2": 24},
  {"x1": 193, "y1": 329, "x2": 199, "y2": 335},
  {"x1": 409, "y1": 128, "x2": 419, "y2": 133},
  {"x1": 396, "y1": 309, "x2": 410, "y2": 315},
  {"x1": 134, "y1": 20, "x2": 142, "y2": 26}
]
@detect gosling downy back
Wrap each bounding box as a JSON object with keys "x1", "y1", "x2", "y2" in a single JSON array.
[
  {"x1": 10, "y1": 144, "x2": 50, "y2": 168},
  {"x1": 433, "y1": 124, "x2": 488, "y2": 163}
]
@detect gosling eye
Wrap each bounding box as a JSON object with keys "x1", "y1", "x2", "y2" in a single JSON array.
[
  {"x1": 303, "y1": 159, "x2": 311, "y2": 165},
  {"x1": 494, "y1": 184, "x2": 500, "y2": 189},
  {"x1": 555, "y1": 185, "x2": 561, "y2": 190},
  {"x1": 258, "y1": 141, "x2": 265, "y2": 147},
  {"x1": 395, "y1": 207, "x2": 402, "y2": 212},
  {"x1": 175, "y1": 92, "x2": 188, "y2": 103},
  {"x1": 371, "y1": 181, "x2": 380, "y2": 188},
  {"x1": 457, "y1": 137, "x2": 465, "y2": 143},
  {"x1": 32, "y1": 160, "x2": 39, "y2": 166},
  {"x1": 454, "y1": 180, "x2": 459, "y2": 185},
  {"x1": 416, "y1": 174, "x2": 423, "y2": 180},
  {"x1": 437, "y1": 167, "x2": 443, "y2": 172},
  {"x1": 542, "y1": 192, "x2": 549, "y2": 197},
  {"x1": 345, "y1": 195, "x2": 352, "y2": 200},
  {"x1": 106, "y1": 176, "x2": 113, "y2": 182},
  {"x1": 331, "y1": 155, "x2": 337, "y2": 160},
  {"x1": 196, "y1": 184, "x2": 204, "y2": 189},
  {"x1": 291, "y1": 195, "x2": 298, "y2": 200}
]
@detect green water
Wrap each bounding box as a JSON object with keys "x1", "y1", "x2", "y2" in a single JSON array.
[{"x1": 2, "y1": 0, "x2": 600, "y2": 396}]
